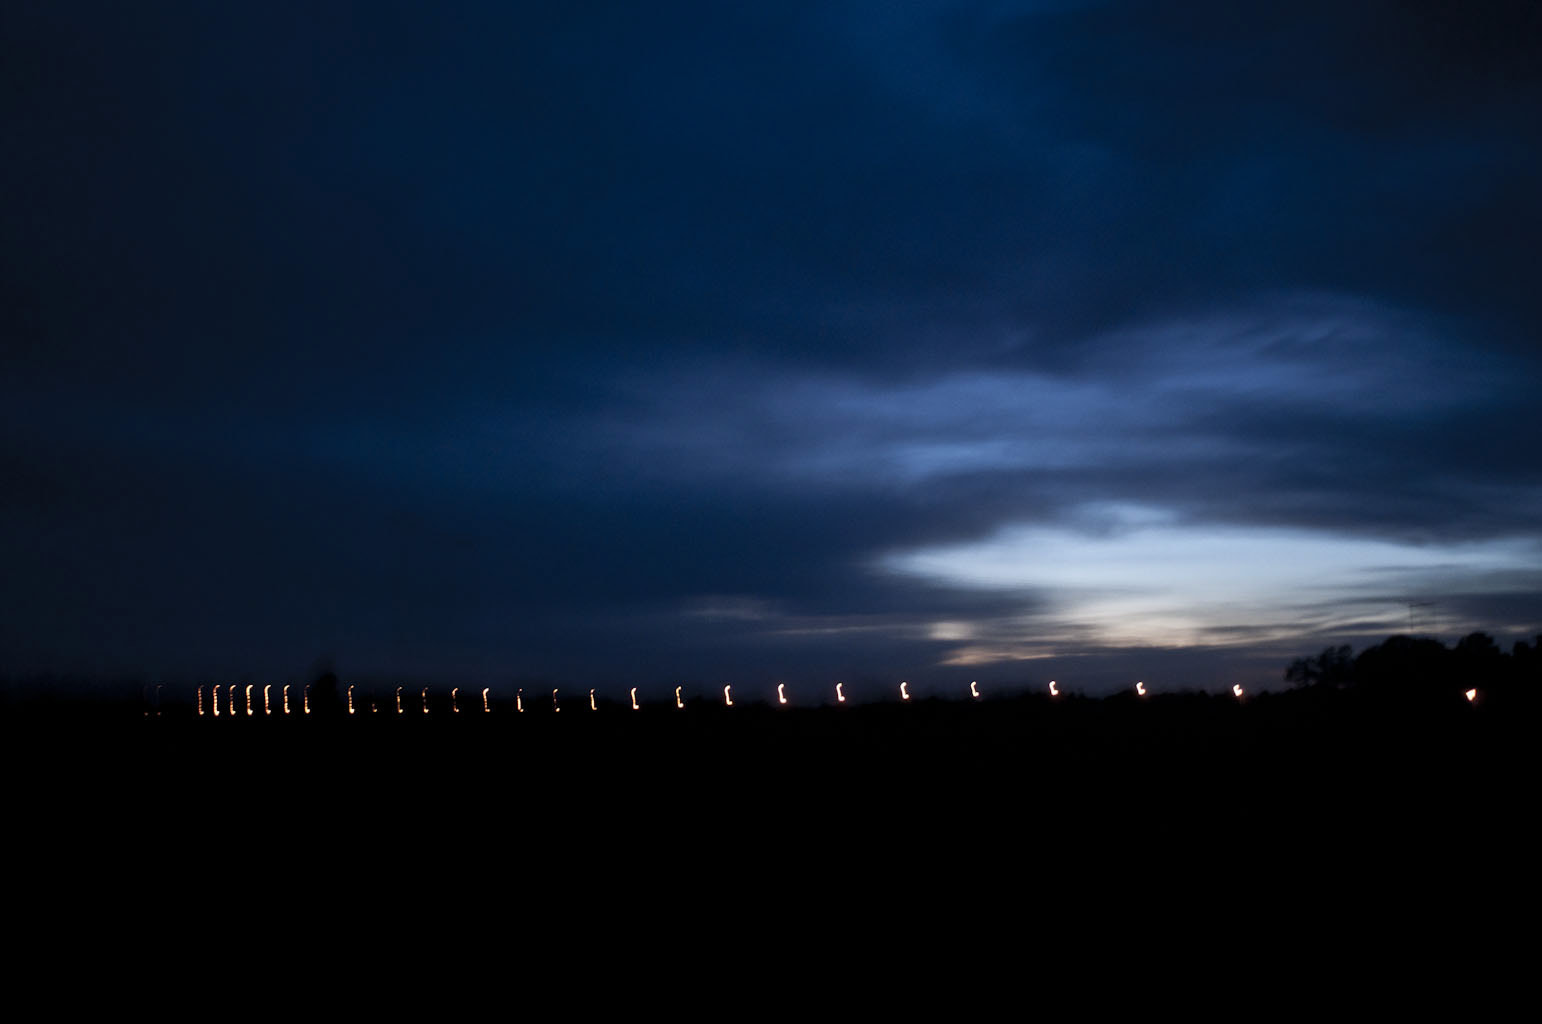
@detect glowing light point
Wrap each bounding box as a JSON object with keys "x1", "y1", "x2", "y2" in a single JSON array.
[
  {"x1": 553, "y1": 688, "x2": 561, "y2": 713},
  {"x1": 631, "y1": 687, "x2": 640, "y2": 711},
  {"x1": 452, "y1": 687, "x2": 461, "y2": 714},
  {"x1": 836, "y1": 682, "x2": 846, "y2": 703},
  {"x1": 245, "y1": 684, "x2": 254, "y2": 716},
  {"x1": 1232, "y1": 684, "x2": 1245, "y2": 700},
  {"x1": 590, "y1": 688, "x2": 597, "y2": 712},
  {"x1": 229, "y1": 685, "x2": 239, "y2": 717},
  {"x1": 970, "y1": 680, "x2": 980, "y2": 699},
  {"x1": 396, "y1": 687, "x2": 404, "y2": 714},
  {"x1": 1465, "y1": 688, "x2": 1478, "y2": 703},
  {"x1": 481, "y1": 687, "x2": 490, "y2": 713},
  {"x1": 723, "y1": 684, "x2": 734, "y2": 708},
  {"x1": 516, "y1": 689, "x2": 524, "y2": 713},
  {"x1": 283, "y1": 684, "x2": 291, "y2": 715},
  {"x1": 900, "y1": 681, "x2": 911, "y2": 702},
  {"x1": 348, "y1": 685, "x2": 356, "y2": 715},
  {"x1": 1135, "y1": 681, "x2": 1147, "y2": 697},
  {"x1": 263, "y1": 684, "x2": 272, "y2": 716},
  {"x1": 421, "y1": 687, "x2": 430, "y2": 714},
  {"x1": 777, "y1": 683, "x2": 788, "y2": 705},
  {"x1": 303, "y1": 685, "x2": 312, "y2": 715},
  {"x1": 1048, "y1": 680, "x2": 1059, "y2": 698},
  {"x1": 675, "y1": 686, "x2": 684, "y2": 710}
]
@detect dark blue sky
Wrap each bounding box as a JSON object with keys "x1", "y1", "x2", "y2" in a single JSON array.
[{"x1": 5, "y1": 1, "x2": 1540, "y2": 697}]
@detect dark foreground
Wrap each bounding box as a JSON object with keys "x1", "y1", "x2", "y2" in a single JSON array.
[
  {"x1": 7, "y1": 689, "x2": 1535, "y2": 982},
  {"x1": 10, "y1": 693, "x2": 1531, "y2": 870}
]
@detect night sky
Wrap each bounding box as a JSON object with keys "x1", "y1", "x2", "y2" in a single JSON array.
[{"x1": 5, "y1": 2, "x2": 1541, "y2": 698}]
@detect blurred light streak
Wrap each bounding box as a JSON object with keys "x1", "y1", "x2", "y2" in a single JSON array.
[
  {"x1": 631, "y1": 687, "x2": 640, "y2": 711},
  {"x1": 1135, "y1": 681, "x2": 1147, "y2": 697},
  {"x1": 724, "y1": 684, "x2": 734, "y2": 707},
  {"x1": 900, "y1": 681, "x2": 911, "y2": 702}
]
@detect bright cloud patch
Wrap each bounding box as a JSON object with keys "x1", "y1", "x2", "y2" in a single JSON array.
[{"x1": 880, "y1": 508, "x2": 1542, "y2": 650}]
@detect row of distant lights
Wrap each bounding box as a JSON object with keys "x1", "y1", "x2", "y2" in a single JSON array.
[{"x1": 189, "y1": 678, "x2": 1444, "y2": 719}]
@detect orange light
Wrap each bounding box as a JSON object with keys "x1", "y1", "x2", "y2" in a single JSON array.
[
  {"x1": 1232, "y1": 683, "x2": 1244, "y2": 700},
  {"x1": 777, "y1": 683, "x2": 788, "y2": 705},
  {"x1": 1465, "y1": 688, "x2": 1478, "y2": 703},
  {"x1": 421, "y1": 687, "x2": 430, "y2": 714},
  {"x1": 229, "y1": 685, "x2": 239, "y2": 717},
  {"x1": 1135, "y1": 681, "x2": 1147, "y2": 697},
  {"x1": 245, "y1": 684, "x2": 254, "y2": 716},
  {"x1": 517, "y1": 688, "x2": 524, "y2": 713},
  {"x1": 452, "y1": 687, "x2": 460, "y2": 713},
  {"x1": 1048, "y1": 680, "x2": 1058, "y2": 697},
  {"x1": 283, "y1": 684, "x2": 291, "y2": 715},
  {"x1": 303, "y1": 684, "x2": 311, "y2": 715},
  {"x1": 723, "y1": 684, "x2": 733, "y2": 707},
  {"x1": 348, "y1": 685, "x2": 356, "y2": 715},
  {"x1": 396, "y1": 687, "x2": 404, "y2": 714},
  {"x1": 553, "y1": 688, "x2": 561, "y2": 712},
  {"x1": 675, "y1": 686, "x2": 684, "y2": 710},
  {"x1": 590, "y1": 688, "x2": 597, "y2": 712},
  {"x1": 836, "y1": 682, "x2": 845, "y2": 703},
  {"x1": 209, "y1": 686, "x2": 216, "y2": 718},
  {"x1": 631, "y1": 687, "x2": 640, "y2": 711},
  {"x1": 263, "y1": 684, "x2": 271, "y2": 716},
  {"x1": 900, "y1": 681, "x2": 911, "y2": 702},
  {"x1": 482, "y1": 687, "x2": 491, "y2": 713},
  {"x1": 970, "y1": 680, "x2": 980, "y2": 699}
]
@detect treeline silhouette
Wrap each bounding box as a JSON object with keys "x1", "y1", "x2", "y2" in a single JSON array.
[{"x1": 1284, "y1": 631, "x2": 1541, "y2": 710}]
